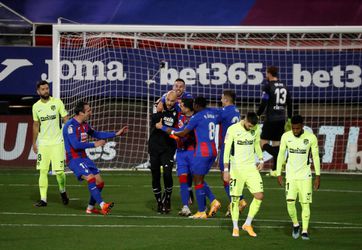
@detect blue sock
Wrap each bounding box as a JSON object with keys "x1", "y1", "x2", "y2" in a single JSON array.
[
  {"x1": 87, "y1": 180, "x2": 103, "y2": 205},
  {"x1": 89, "y1": 182, "x2": 104, "y2": 206},
  {"x1": 204, "y1": 181, "x2": 216, "y2": 202},
  {"x1": 180, "y1": 182, "x2": 189, "y2": 206},
  {"x1": 195, "y1": 183, "x2": 206, "y2": 212}
]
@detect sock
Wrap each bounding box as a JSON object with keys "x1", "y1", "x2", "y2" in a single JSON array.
[
  {"x1": 195, "y1": 183, "x2": 206, "y2": 212},
  {"x1": 263, "y1": 144, "x2": 277, "y2": 170},
  {"x1": 287, "y1": 200, "x2": 299, "y2": 225},
  {"x1": 223, "y1": 181, "x2": 231, "y2": 201},
  {"x1": 301, "y1": 203, "x2": 310, "y2": 233},
  {"x1": 233, "y1": 220, "x2": 239, "y2": 229},
  {"x1": 153, "y1": 187, "x2": 162, "y2": 204},
  {"x1": 87, "y1": 178, "x2": 103, "y2": 205},
  {"x1": 179, "y1": 175, "x2": 189, "y2": 206},
  {"x1": 231, "y1": 196, "x2": 240, "y2": 223},
  {"x1": 245, "y1": 198, "x2": 262, "y2": 225},
  {"x1": 55, "y1": 170, "x2": 66, "y2": 193},
  {"x1": 39, "y1": 169, "x2": 48, "y2": 201},
  {"x1": 89, "y1": 182, "x2": 104, "y2": 206},
  {"x1": 204, "y1": 181, "x2": 215, "y2": 202},
  {"x1": 165, "y1": 187, "x2": 172, "y2": 201}
]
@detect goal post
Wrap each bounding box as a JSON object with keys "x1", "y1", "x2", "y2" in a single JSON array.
[{"x1": 52, "y1": 24, "x2": 362, "y2": 171}]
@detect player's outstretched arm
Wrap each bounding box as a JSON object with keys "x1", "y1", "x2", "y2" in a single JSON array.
[{"x1": 116, "y1": 126, "x2": 128, "y2": 136}]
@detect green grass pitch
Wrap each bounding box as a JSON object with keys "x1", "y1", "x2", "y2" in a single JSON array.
[{"x1": 0, "y1": 169, "x2": 361, "y2": 250}]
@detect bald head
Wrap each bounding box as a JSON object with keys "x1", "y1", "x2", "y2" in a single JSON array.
[{"x1": 165, "y1": 90, "x2": 177, "y2": 110}]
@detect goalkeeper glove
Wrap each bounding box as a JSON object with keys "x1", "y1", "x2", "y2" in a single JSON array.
[{"x1": 284, "y1": 118, "x2": 292, "y2": 132}]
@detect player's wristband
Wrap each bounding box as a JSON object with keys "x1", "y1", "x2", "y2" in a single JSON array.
[
  {"x1": 171, "y1": 130, "x2": 175, "y2": 135},
  {"x1": 224, "y1": 168, "x2": 229, "y2": 172},
  {"x1": 259, "y1": 159, "x2": 264, "y2": 164}
]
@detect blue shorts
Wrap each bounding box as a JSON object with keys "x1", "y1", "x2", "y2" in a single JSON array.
[
  {"x1": 191, "y1": 156, "x2": 216, "y2": 175},
  {"x1": 68, "y1": 158, "x2": 100, "y2": 181},
  {"x1": 176, "y1": 150, "x2": 193, "y2": 176}
]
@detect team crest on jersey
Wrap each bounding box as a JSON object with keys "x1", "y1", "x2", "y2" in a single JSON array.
[
  {"x1": 178, "y1": 120, "x2": 184, "y2": 128},
  {"x1": 51, "y1": 105, "x2": 56, "y2": 111},
  {"x1": 304, "y1": 139, "x2": 309, "y2": 145},
  {"x1": 67, "y1": 125, "x2": 73, "y2": 134},
  {"x1": 81, "y1": 132, "x2": 88, "y2": 142}
]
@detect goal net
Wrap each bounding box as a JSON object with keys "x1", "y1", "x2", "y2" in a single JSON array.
[{"x1": 52, "y1": 25, "x2": 362, "y2": 171}]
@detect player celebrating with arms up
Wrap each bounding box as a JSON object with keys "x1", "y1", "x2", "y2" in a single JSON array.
[
  {"x1": 276, "y1": 115, "x2": 320, "y2": 240},
  {"x1": 63, "y1": 101, "x2": 128, "y2": 215}
]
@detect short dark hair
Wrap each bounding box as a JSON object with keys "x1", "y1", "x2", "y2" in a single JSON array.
[
  {"x1": 291, "y1": 115, "x2": 304, "y2": 124},
  {"x1": 223, "y1": 89, "x2": 236, "y2": 103},
  {"x1": 74, "y1": 101, "x2": 88, "y2": 115},
  {"x1": 246, "y1": 112, "x2": 258, "y2": 125},
  {"x1": 181, "y1": 98, "x2": 193, "y2": 111},
  {"x1": 175, "y1": 78, "x2": 185, "y2": 85},
  {"x1": 36, "y1": 80, "x2": 49, "y2": 89},
  {"x1": 267, "y1": 66, "x2": 278, "y2": 77},
  {"x1": 194, "y1": 96, "x2": 207, "y2": 108}
]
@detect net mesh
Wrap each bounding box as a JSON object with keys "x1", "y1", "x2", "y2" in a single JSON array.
[{"x1": 56, "y1": 28, "x2": 362, "y2": 171}]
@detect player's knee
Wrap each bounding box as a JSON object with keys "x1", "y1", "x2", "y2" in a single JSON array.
[
  {"x1": 254, "y1": 192, "x2": 264, "y2": 200},
  {"x1": 39, "y1": 169, "x2": 48, "y2": 176},
  {"x1": 54, "y1": 170, "x2": 64, "y2": 176},
  {"x1": 86, "y1": 175, "x2": 96, "y2": 183},
  {"x1": 179, "y1": 174, "x2": 188, "y2": 184},
  {"x1": 96, "y1": 181, "x2": 104, "y2": 189}
]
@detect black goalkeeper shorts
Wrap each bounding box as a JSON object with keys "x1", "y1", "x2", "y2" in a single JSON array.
[{"x1": 261, "y1": 120, "x2": 285, "y2": 141}]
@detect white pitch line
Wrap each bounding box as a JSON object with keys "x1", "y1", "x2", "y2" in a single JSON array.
[
  {"x1": 1, "y1": 212, "x2": 362, "y2": 226},
  {"x1": 0, "y1": 223, "x2": 361, "y2": 230},
  {"x1": 1, "y1": 183, "x2": 361, "y2": 193}
]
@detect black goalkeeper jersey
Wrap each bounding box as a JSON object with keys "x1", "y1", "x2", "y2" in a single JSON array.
[
  {"x1": 148, "y1": 104, "x2": 178, "y2": 153},
  {"x1": 257, "y1": 80, "x2": 292, "y2": 122}
]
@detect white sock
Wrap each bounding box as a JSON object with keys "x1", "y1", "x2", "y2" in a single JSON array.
[
  {"x1": 293, "y1": 223, "x2": 300, "y2": 227},
  {"x1": 87, "y1": 205, "x2": 94, "y2": 210},
  {"x1": 232, "y1": 220, "x2": 239, "y2": 229},
  {"x1": 245, "y1": 216, "x2": 253, "y2": 226},
  {"x1": 100, "y1": 202, "x2": 105, "y2": 208}
]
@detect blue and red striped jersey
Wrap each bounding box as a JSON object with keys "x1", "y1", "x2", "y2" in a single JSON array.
[
  {"x1": 185, "y1": 108, "x2": 220, "y2": 157},
  {"x1": 63, "y1": 118, "x2": 116, "y2": 163},
  {"x1": 218, "y1": 105, "x2": 240, "y2": 146}
]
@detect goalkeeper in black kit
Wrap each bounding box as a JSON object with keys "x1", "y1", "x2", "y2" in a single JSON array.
[
  {"x1": 148, "y1": 90, "x2": 179, "y2": 214},
  {"x1": 257, "y1": 66, "x2": 292, "y2": 177}
]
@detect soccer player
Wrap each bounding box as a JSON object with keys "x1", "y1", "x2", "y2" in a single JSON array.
[
  {"x1": 158, "y1": 97, "x2": 222, "y2": 219},
  {"x1": 174, "y1": 98, "x2": 195, "y2": 216},
  {"x1": 32, "y1": 80, "x2": 69, "y2": 207},
  {"x1": 148, "y1": 90, "x2": 179, "y2": 214},
  {"x1": 257, "y1": 66, "x2": 292, "y2": 177},
  {"x1": 156, "y1": 78, "x2": 192, "y2": 112},
  {"x1": 223, "y1": 112, "x2": 264, "y2": 238},
  {"x1": 63, "y1": 101, "x2": 128, "y2": 215},
  {"x1": 276, "y1": 115, "x2": 321, "y2": 240},
  {"x1": 218, "y1": 90, "x2": 247, "y2": 216}
]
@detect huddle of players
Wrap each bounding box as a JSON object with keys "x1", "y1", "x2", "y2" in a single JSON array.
[
  {"x1": 150, "y1": 66, "x2": 320, "y2": 240},
  {"x1": 32, "y1": 65, "x2": 320, "y2": 240}
]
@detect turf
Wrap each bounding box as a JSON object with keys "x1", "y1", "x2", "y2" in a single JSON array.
[{"x1": 0, "y1": 169, "x2": 361, "y2": 250}]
